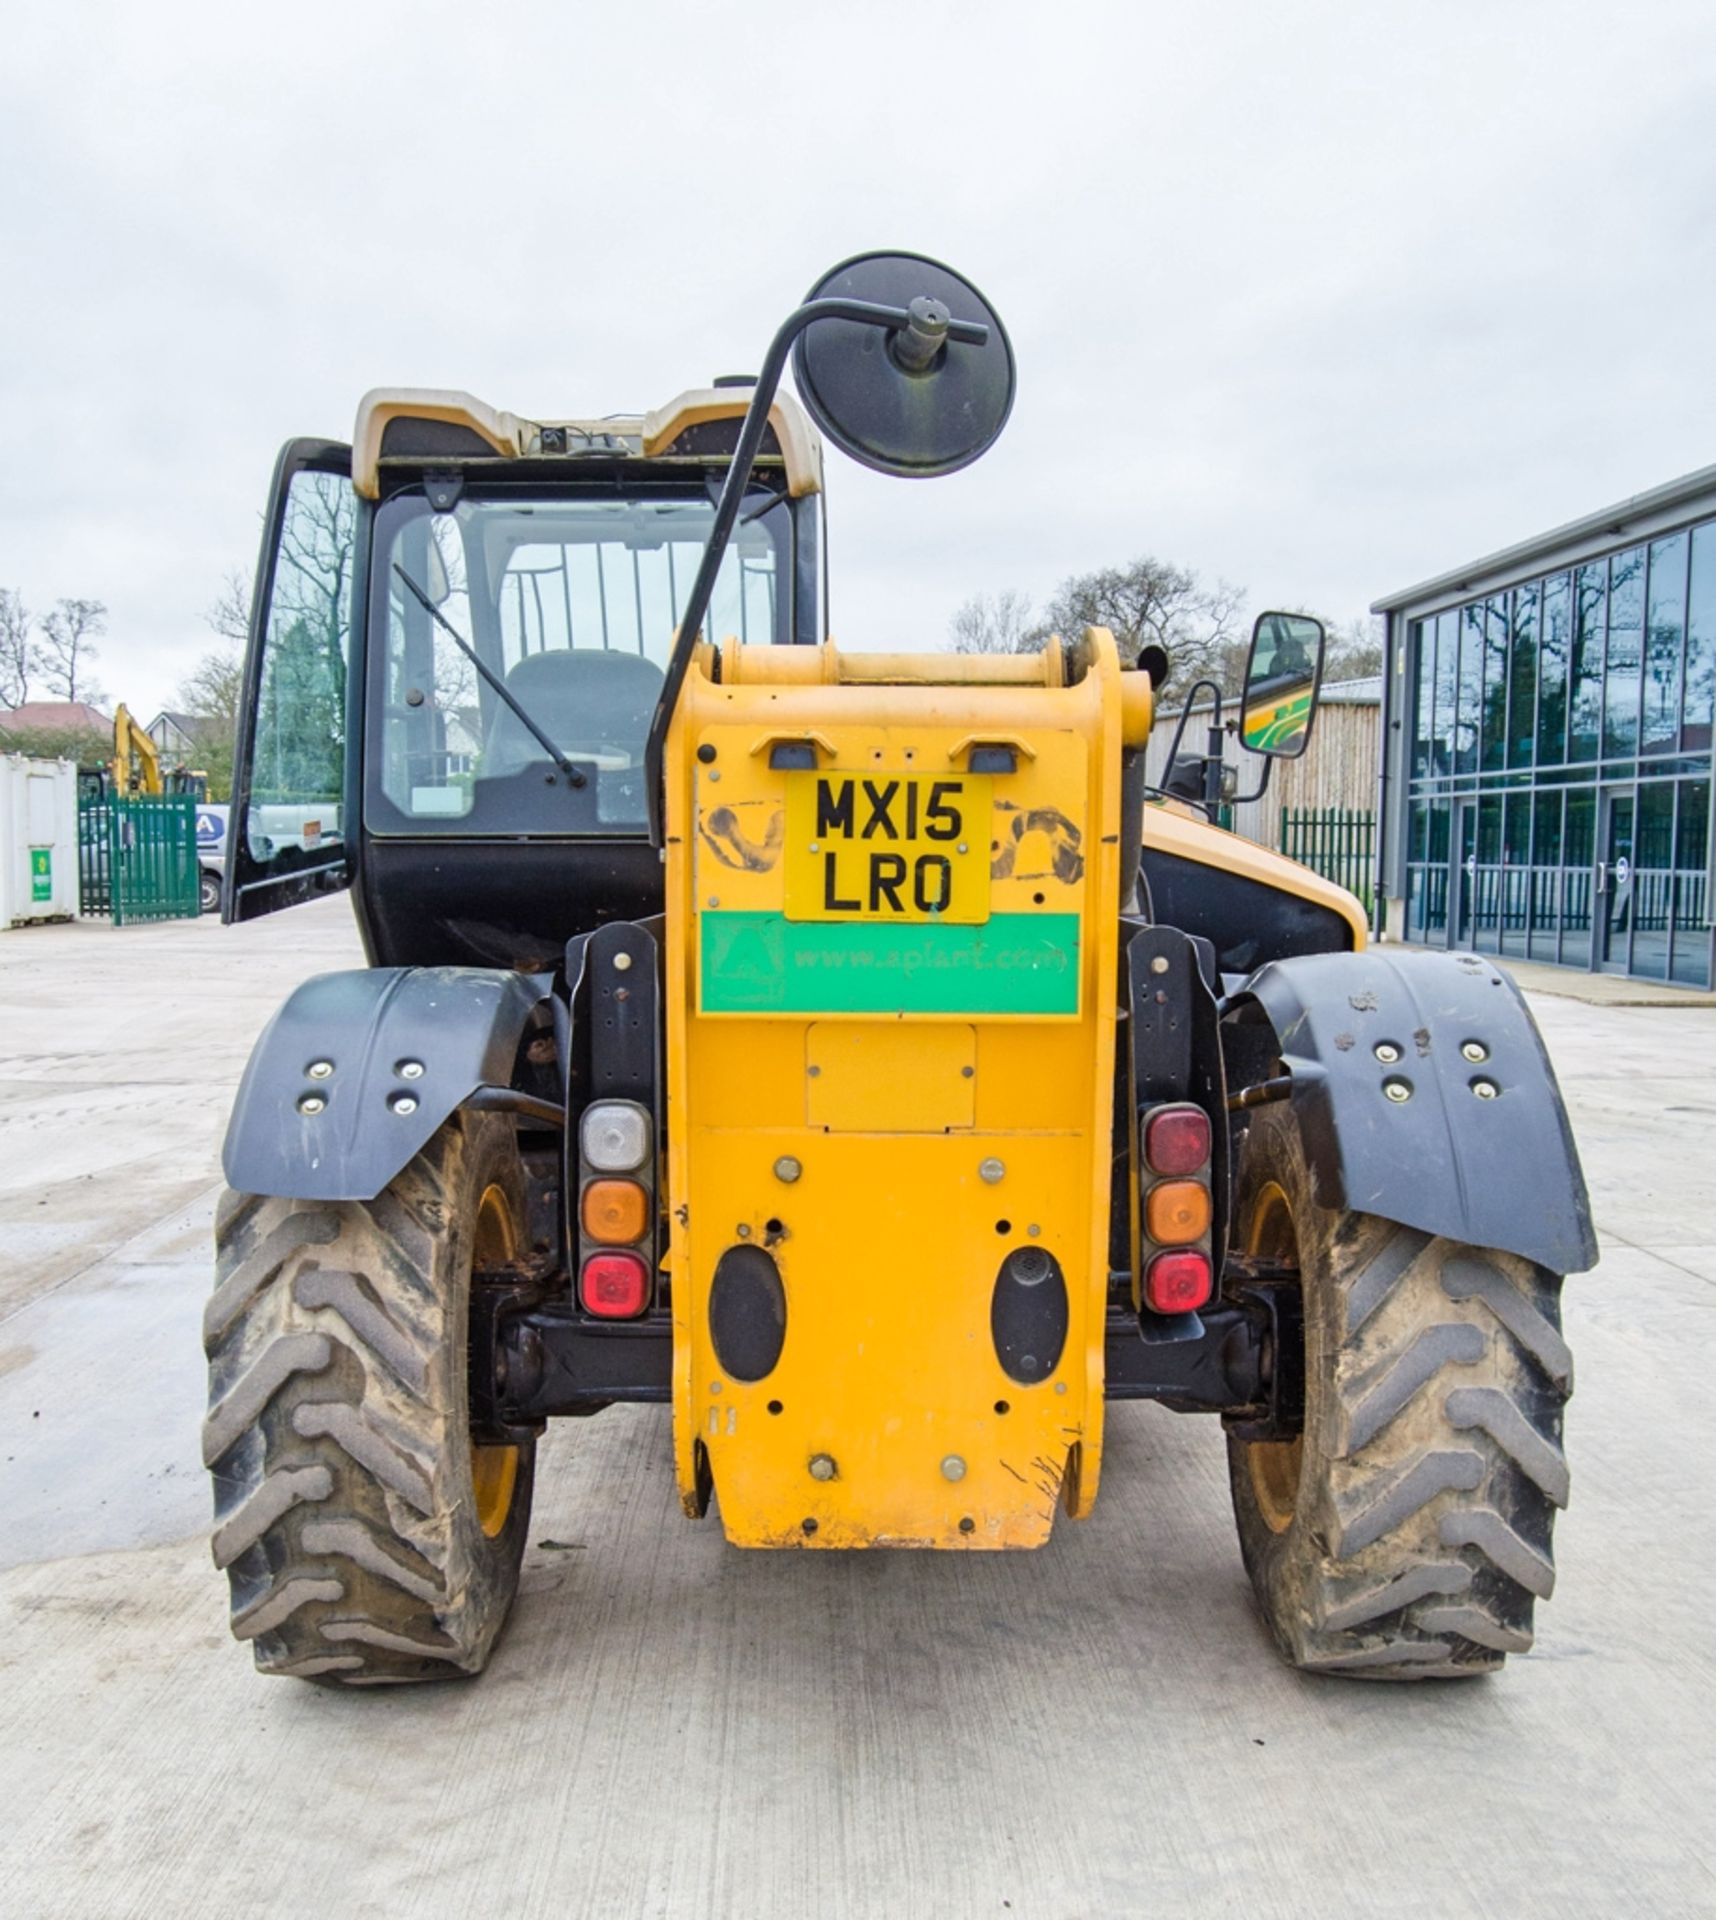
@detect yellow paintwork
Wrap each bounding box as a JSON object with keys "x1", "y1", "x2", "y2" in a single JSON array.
[
  {"x1": 806, "y1": 1023, "x2": 976, "y2": 1131},
  {"x1": 659, "y1": 636, "x2": 1355, "y2": 1555},
  {"x1": 470, "y1": 1182, "x2": 521, "y2": 1538},
  {"x1": 665, "y1": 632, "x2": 1139, "y2": 1549}
]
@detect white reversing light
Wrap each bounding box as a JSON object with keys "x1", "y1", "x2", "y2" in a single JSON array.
[{"x1": 581, "y1": 1101, "x2": 650, "y2": 1172}]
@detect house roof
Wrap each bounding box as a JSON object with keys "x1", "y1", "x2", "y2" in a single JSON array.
[{"x1": 0, "y1": 700, "x2": 112, "y2": 732}]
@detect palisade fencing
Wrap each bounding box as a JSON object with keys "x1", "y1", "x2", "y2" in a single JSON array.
[
  {"x1": 1280, "y1": 806, "x2": 1375, "y2": 907},
  {"x1": 76, "y1": 794, "x2": 200, "y2": 924}
]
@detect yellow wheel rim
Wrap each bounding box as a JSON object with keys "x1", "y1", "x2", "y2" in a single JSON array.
[
  {"x1": 471, "y1": 1182, "x2": 521, "y2": 1539},
  {"x1": 1245, "y1": 1179, "x2": 1304, "y2": 1535}
]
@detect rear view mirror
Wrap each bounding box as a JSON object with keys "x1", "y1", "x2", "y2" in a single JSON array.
[
  {"x1": 1240, "y1": 612, "x2": 1325, "y2": 758},
  {"x1": 791, "y1": 252, "x2": 1015, "y2": 478}
]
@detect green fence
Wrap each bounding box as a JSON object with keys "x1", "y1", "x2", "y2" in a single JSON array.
[
  {"x1": 77, "y1": 794, "x2": 200, "y2": 925},
  {"x1": 1280, "y1": 806, "x2": 1375, "y2": 907}
]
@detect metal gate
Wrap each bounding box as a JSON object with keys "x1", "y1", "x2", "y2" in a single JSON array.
[
  {"x1": 1280, "y1": 806, "x2": 1375, "y2": 908},
  {"x1": 77, "y1": 794, "x2": 200, "y2": 924}
]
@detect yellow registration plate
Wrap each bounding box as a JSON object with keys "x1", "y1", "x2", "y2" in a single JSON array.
[{"x1": 783, "y1": 772, "x2": 992, "y2": 924}]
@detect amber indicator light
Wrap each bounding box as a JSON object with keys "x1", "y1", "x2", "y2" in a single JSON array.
[
  {"x1": 1145, "y1": 1179, "x2": 1212, "y2": 1245},
  {"x1": 582, "y1": 1178, "x2": 650, "y2": 1245}
]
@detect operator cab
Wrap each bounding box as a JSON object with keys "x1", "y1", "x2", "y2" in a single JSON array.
[{"x1": 226, "y1": 386, "x2": 825, "y2": 967}]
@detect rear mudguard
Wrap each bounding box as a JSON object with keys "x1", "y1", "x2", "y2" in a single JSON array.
[
  {"x1": 223, "y1": 966, "x2": 554, "y2": 1201},
  {"x1": 1235, "y1": 948, "x2": 1597, "y2": 1275}
]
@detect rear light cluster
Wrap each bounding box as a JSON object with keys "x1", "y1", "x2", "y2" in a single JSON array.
[
  {"x1": 577, "y1": 1100, "x2": 655, "y2": 1318},
  {"x1": 1139, "y1": 1102, "x2": 1214, "y2": 1315}
]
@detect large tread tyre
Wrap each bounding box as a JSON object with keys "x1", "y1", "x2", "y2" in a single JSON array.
[
  {"x1": 1228, "y1": 1102, "x2": 1571, "y2": 1680},
  {"x1": 202, "y1": 1112, "x2": 536, "y2": 1685}
]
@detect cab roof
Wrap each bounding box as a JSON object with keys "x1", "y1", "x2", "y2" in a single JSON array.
[{"x1": 352, "y1": 386, "x2": 823, "y2": 502}]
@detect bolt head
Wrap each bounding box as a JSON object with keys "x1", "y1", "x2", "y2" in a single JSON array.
[
  {"x1": 391, "y1": 1093, "x2": 419, "y2": 1116},
  {"x1": 398, "y1": 1059, "x2": 424, "y2": 1080},
  {"x1": 297, "y1": 1094, "x2": 325, "y2": 1116},
  {"x1": 979, "y1": 1157, "x2": 1006, "y2": 1185},
  {"x1": 1150, "y1": 954, "x2": 1170, "y2": 975},
  {"x1": 736, "y1": 1223, "x2": 752, "y2": 1238},
  {"x1": 1383, "y1": 1079, "x2": 1412, "y2": 1104},
  {"x1": 773, "y1": 1155, "x2": 803, "y2": 1184},
  {"x1": 1461, "y1": 1040, "x2": 1488, "y2": 1063},
  {"x1": 613, "y1": 951, "x2": 633, "y2": 972},
  {"x1": 808, "y1": 1453, "x2": 837, "y2": 1482},
  {"x1": 1472, "y1": 1078, "x2": 1500, "y2": 1100},
  {"x1": 941, "y1": 1455, "x2": 967, "y2": 1482},
  {"x1": 1374, "y1": 1042, "x2": 1401, "y2": 1064},
  {"x1": 306, "y1": 1059, "x2": 334, "y2": 1080}
]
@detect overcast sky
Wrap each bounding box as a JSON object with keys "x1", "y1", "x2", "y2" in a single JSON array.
[{"x1": 5, "y1": 0, "x2": 1716, "y2": 719}]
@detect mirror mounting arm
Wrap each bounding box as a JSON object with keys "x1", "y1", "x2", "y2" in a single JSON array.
[
  {"x1": 643, "y1": 295, "x2": 990, "y2": 843},
  {"x1": 1141, "y1": 677, "x2": 1228, "y2": 823},
  {"x1": 1229, "y1": 756, "x2": 1275, "y2": 809}
]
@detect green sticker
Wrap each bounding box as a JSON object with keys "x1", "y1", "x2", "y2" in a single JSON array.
[
  {"x1": 700, "y1": 911, "x2": 1081, "y2": 1015},
  {"x1": 30, "y1": 849, "x2": 51, "y2": 903}
]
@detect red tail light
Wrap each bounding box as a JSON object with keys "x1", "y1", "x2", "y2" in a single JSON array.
[
  {"x1": 1144, "y1": 1105, "x2": 1211, "y2": 1176},
  {"x1": 581, "y1": 1251, "x2": 651, "y2": 1319},
  {"x1": 1145, "y1": 1249, "x2": 1212, "y2": 1315}
]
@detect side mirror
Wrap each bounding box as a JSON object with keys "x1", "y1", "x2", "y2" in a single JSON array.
[
  {"x1": 791, "y1": 252, "x2": 1015, "y2": 478},
  {"x1": 1240, "y1": 611, "x2": 1325, "y2": 758}
]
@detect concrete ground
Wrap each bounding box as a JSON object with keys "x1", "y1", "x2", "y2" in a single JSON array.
[{"x1": 2, "y1": 897, "x2": 1714, "y2": 1920}]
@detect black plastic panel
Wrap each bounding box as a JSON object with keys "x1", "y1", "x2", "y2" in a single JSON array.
[
  {"x1": 708, "y1": 1244, "x2": 788, "y2": 1382},
  {"x1": 1141, "y1": 847, "x2": 1352, "y2": 973},
  {"x1": 989, "y1": 1246, "x2": 1068, "y2": 1385}
]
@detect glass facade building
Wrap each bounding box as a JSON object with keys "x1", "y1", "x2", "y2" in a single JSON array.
[{"x1": 1375, "y1": 468, "x2": 1716, "y2": 989}]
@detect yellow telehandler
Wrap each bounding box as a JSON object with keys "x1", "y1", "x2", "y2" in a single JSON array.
[{"x1": 205, "y1": 252, "x2": 1593, "y2": 1685}]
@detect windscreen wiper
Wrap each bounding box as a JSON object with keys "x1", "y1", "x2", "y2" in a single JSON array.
[{"x1": 391, "y1": 563, "x2": 586, "y2": 789}]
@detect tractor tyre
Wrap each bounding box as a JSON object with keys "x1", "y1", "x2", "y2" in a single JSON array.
[
  {"x1": 202, "y1": 1111, "x2": 536, "y2": 1684},
  {"x1": 1227, "y1": 1101, "x2": 1572, "y2": 1679}
]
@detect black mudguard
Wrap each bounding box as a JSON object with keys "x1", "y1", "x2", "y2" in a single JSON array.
[
  {"x1": 1236, "y1": 948, "x2": 1597, "y2": 1275},
  {"x1": 223, "y1": 966, "x2": 554, "y2": 1201}
]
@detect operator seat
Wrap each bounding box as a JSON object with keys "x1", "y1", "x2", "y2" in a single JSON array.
[{"x1": 482, "y1": 647, "x2": 666, "y2": 777}]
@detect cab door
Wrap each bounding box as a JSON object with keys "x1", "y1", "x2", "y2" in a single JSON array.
[{"x1": 225, "y1": 440, "x2": 358, "y2": 922}]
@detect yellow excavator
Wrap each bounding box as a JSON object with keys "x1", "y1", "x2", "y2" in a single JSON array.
[{"x1": 110, "y1": 703, "x2": 206, "y2": 799}]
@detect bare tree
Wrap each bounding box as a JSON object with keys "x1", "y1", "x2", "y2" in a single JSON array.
[
  {"x1": 1269, "y1": 609, "x2": 1383, "y2": 683},
  {"x1": 1041, "y1": 558, "x2": 1246, "y2": 694},
  {"x1": 207, "y1": 570, "x2": 252, "y2": 647},
  {"x1": 37, "y1": 597, "x2": 108, "y2": 705},
  {"x1": 1324, "y1": 614, "x2": 1384, "y2": 681},
  {"x1": 174, "y1": 640, "x2": 245, "y2": 800},
  {"x1": 948, "y1": 588, "x2": 1040, "y2": 656},
  {"x1": 0, "y1": 589, "x2": 33, "y2": 707}
]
